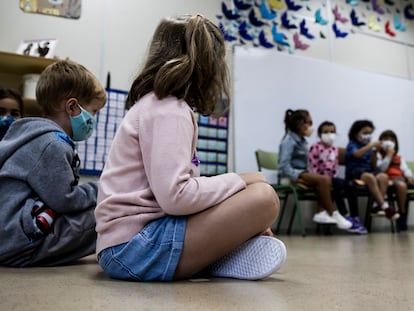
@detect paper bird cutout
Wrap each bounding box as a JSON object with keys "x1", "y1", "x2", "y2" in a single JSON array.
[
  {"x1": 219, "y1": 22, "x2": 238, "y2": 42},
  {"x1": 271, "y1": 22, "x2": 290, "y2": 46},
  {"x1": 368, "y1": 16, "x2": 381, "y2": 31},
  {"x1": 346, "y1": 0, "x2": 359, "y2": 6},
  {"x1": 300, "y1": 19, "x2": 314, "y2": 39},
  {"x1": 384, "y1": 20, "x2": 395, "y2": 37},
  {"x1": 282, "y1": 11, "x2": 297, "y2": 29},
  {"x1": 259, "y1": 0, "x2": 277, "y2": 20},
  {"x1": 315, "y1": 8, "x2": 328, "y2": 25},
  {"x1": 248, "y1": 8, "x2": 266, "y2": 27},
  {"x1": 332, "y1": 23, "x2": 348, "y2": 38},
  {"x1": 332, "y1": 5, "x2": 349, "y2": 23},
  {"x1": 384, "y1": 0, "x2": 395, "y2": 5},
  {"x1": 238, "y1": 21, "x2": 255, "y2": 41},
  {"x1": 268, "y1": 0, "x2": 286, "y2": 10},
  {"x1": 259, "y1": 30, "x2": 275, "y2": 48},
  {"x1": 221, "y1": 2, "x2": 240, "y2": 20},
  {"x1": 233, "y1": 0, "x2": 252, "y2": 11},
  {"x1": 404, "y1": 4, "x2": 414, "y2": 20},
  {"x1": 394, "y1": 15, "x2": 406, "y2": 31},
  {"x1": 293, "y1": 32, "x2": 309, "y2": 50},
  {"x1": 372, "y1": 0, "x2": 385, "y2": 15},
  {"x1": 286, "y1": 0, "x2": 302, "y2": 11},
  {"x1": 320, "y1": 31, "x2": 326, "y2": 39},
  {"x1": 350, "y1": 9, "x2": 366, "y2": 26}
]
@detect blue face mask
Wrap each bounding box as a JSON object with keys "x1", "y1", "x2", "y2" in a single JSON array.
[
  {"x1": 0, "y1": 115, "x2": 15, "y2": 140},
  {"x1": 70, "y1": 105, "x2": 96, "y2": 141}
]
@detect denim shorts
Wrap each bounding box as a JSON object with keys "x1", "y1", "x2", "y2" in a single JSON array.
[{"x1": 98, "y1": 216, "x2": 186, "y2": 281}]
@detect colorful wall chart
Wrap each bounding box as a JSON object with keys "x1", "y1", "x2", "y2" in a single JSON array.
[
  {"x1": 77, "y1": 89, "x2": 229, "y2": 176},
  {"x1": 218, "y1": 0, "x2": 414, "y2": 53}
]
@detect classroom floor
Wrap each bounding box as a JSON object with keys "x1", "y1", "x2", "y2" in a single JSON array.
[{"x1": 1, "y1": 231, "x2": 413, "y2": 311}]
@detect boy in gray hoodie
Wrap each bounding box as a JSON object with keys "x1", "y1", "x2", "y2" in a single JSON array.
[{"x1": 0, "y1": 60, "x2": 106, "y2": 266}]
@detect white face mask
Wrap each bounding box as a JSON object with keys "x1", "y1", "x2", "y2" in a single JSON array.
[
  {"x1": 360, "y1": 134, "x2": 372, "y2": 145},
  {"x1": 382, "y1": 140, "x2": 395, "y2": 151},
  {"x1": 321, "y1": 133, "x2": 336, "y2": 145}
]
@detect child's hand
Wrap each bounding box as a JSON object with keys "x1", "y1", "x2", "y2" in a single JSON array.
[
  {"x1": 370, "y1": 140, "x2": 382, "y2": 150},
  {"x1": 407, "y1": 177, "x2": 414, "y2": 186}
]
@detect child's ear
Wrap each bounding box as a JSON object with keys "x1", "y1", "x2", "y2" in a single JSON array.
[{"x1": 65, "y1": 98, "x2": 79, "y2": 116}]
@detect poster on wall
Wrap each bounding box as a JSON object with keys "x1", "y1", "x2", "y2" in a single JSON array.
[
  {"x1": 217, "y1": 0, "x2": 414, "y2": 54},
  {"x1": 16, "y1": 39, "x2": 57, "y2": 58},
  {"x1": 19, "y1": 0, "x2": 81, "y2": 19}
]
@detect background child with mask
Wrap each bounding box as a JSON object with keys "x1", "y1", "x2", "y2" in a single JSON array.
[
  {"x1": 0, "y1": 88, "x2": 23, "y2": 140},
  {"x1": 278, "y1": 110, "x2": 352, "y2": 230},
  {"x1": 376, "y1": 129, "x2": 413, "y2": 230},
  {"x1": 345, "y1": 120, "x2": 399, "y2": 221},
  {"x1": 0, "y1": 60, "x2": 106, "y2": 266},
  {"x1": 308, "y1": 121, "x2": 367, "y2": 234}
]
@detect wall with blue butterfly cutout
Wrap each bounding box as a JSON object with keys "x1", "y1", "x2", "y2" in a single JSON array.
[{"x1": 218, "y1": 0, "x2": 414, "y2": 54}]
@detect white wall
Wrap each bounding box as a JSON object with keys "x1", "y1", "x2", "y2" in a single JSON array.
[{"x1": 0, "y1": 0, "x2": 222, "y2": 89}]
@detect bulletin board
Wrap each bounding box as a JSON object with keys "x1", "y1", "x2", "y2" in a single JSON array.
[
  {"x1": 195, "y1": 112, "x2": 229, "y2": 176},
  {"x1": 233, "y1": 46, "x2": 414, "y2": 173},
  {"x1": 77, "y1": 89, "x2": 229, "y2": 176}
]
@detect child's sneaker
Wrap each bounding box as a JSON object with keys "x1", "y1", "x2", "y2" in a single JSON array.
[
  {"x1": 206, "y1": 236, "x2": 287, "y2": 280},
  {"x1": 349, "y1": 216, "x2": 368, "y2": 234},
  {"x1": 371, "y1": 202, "x2": 386, "y2": 216},
  {"x1": 331, "y1": 211, "x2": 352, "y2": 229},
  {"x1": 312, "y1": 210, "x2": 337, "y2": 224},
  {"x1": 384, "y1": 206, "x2": 400, "y2": 220}
]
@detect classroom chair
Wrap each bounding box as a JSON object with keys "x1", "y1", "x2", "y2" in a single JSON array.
[{"x1": 255, "y1": 149, "x2": 317, "y2": 237}]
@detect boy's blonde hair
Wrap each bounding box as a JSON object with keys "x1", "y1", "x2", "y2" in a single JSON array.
[
  {"x1": 36, "y1": 60, "x2": 106, "y2": 115},
  {"x1": 126, "y1": 14, "x2": 230, "y2": 116}
]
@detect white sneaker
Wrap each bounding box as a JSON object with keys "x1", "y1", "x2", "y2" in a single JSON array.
[
  {"x1": 312, "y1": 210, "x2": 337, "y2": 224},
  {"x1": 332, "y1": 211, "x2": 353, "y2": 229},
  {"x1": 206, "y1": 236, "x2": 287, "y2": 280}
]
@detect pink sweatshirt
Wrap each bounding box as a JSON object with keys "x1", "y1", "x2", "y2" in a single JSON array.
[{"x1": 95, "y1": 92, "x2": 246, "y2": 254}]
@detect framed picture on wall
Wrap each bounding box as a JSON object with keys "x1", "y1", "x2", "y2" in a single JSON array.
[
  {"x1": 16, "y1": 39, "x2": 57, "y2": 58},
  {"x1": 19, "y1": 0, "x2": 81, "y2": 19}
]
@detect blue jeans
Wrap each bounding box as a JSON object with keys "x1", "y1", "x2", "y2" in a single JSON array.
[{"x1": 98, "y1": 216, "x2": 186, "y2": 281}]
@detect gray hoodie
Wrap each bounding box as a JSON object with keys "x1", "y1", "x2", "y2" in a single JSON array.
[{"x1": 0, "y1": 117, "x2": 97, "y2": 266}]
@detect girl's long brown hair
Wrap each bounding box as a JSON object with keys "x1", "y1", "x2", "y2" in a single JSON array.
[{"x1": 126, "y1": 15, "x2": 230, "y2": 116}]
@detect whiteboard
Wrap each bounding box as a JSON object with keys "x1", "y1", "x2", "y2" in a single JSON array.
[{"x1": 233, "y1": 46, "x2": 414, "y2": 173}]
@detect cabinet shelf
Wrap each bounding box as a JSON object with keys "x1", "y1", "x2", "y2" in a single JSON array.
[
  {"x1": 0, "y1": 51, "x2": 56, "y2": 117},
  {"x1": 0, "y1": 51, "x2": 56, "y2": 75}
]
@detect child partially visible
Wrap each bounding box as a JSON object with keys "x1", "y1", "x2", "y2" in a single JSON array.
[
  {"x1": 308, "y1": 121, "x2": 367, "y2": 234},
  {"x1": 345, "y1": 120, "x2": 399, "y2": 221},
  {"x1": 0, "y1": 60, "x2": 106, "y2": 266},
  {"x1": 278, "y1": 110, "x2": 352, "y2": 230},
  {"x1": 0, "y1": 88, "x2": 23, "y2": 140},
  {"x1": 377, "y1": 130, "x2": 413, "y2": 230}
]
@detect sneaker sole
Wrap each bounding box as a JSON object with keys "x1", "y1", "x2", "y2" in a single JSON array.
[{"x1": 207, "y1": 236, "x2": 287, "y2": 280}]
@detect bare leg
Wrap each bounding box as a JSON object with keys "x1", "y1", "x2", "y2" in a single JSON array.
[
  {"x1": 361, "y1": 172, "x2": 384, "y2": 205},
  {"x1": 298, "y1": 172, "x2": 334, "y2": 214},
  {"x1": 174, "y1": 183, "x2": 279, "y2": 279},
  {"x1": 394, "y1": 181, "x2": 407, "y2": 213},
  {"x1": 376, "y1": 173, "x2": 389, "y2": 197}
]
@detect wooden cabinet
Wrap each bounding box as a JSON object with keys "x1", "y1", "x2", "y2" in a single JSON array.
[{"x1": 0, "y1": 51, "x2": 56, "y2": 116}]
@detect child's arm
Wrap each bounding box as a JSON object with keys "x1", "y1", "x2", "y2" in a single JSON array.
[
  {"x1": 352, "y1": 140, "x2": 381, "y2": 158},
  {"x1": 27, "y1": 141, "x2": 98, "y2": 213},
  {"x1": 278, "y1": 137, "x2": 305, "y2": 181}
]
